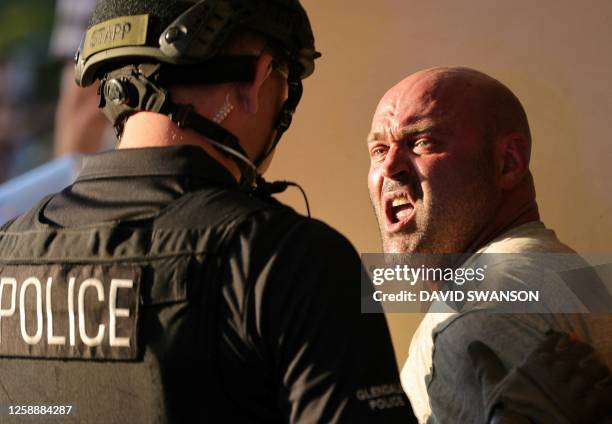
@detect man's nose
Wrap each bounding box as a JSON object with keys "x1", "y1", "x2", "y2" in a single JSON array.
[{"x1": 381, "y1": 144, "x2": 412, "y2": 180}]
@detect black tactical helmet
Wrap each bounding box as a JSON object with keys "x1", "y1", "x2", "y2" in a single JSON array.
[
  {"x1": 75, "y1": 0, "x2": 320, "y2": 87},
  {"x1": 74, "y1": 0, "x2": 320, "y2": 191}
]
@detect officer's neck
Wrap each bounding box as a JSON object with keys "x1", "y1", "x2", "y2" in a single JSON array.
[{"x1": 118, "y1": 111, "x2": 242, "y2": 181}]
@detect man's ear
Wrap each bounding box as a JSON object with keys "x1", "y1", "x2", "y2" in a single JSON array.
[
  {"x1": 495, "y1": 133, "x2": 531, "y2": 190},
  {"x1": 237, "y1": 53, "x2": 274, "y2": 115}
]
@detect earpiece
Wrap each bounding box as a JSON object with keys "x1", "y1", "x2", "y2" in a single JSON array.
[{"x1": 212, "y1": 93, "x2": 234, "y2": 124}]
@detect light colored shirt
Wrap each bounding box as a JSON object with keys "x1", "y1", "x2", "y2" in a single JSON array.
[{"x1": 401, "y1": 221, "x2": 612, "y2": 423}]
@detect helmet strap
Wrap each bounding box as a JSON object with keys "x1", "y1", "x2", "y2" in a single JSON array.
[
  {"x1": 99, "y1": 62, "x2": 259, "y2": 190},
  {"x1": 165, "y1": 102, "x2": 258, "y2": 190},
  {"x1": 252, "y1": 72, "x2": 303, "y2": 168},
  {"x1": 99, "y1": 58, "x2": 303, "y2": 191}
]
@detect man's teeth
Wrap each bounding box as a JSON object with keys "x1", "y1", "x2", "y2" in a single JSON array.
[{"x1": 391, "y1": 197, "x2": 410, "y2": 207}]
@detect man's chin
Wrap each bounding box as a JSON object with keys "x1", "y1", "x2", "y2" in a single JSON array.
[{"x1": 382, "y1": 235, "x2": 419, "y2": 254}]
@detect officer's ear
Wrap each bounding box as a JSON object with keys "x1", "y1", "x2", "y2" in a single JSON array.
[{"x1": 237, "y1": 53, "x2": 275, "y2": 115}]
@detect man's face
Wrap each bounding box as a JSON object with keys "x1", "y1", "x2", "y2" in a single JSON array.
[{"x1": 367, "y1": 71, "x2": 500, "y2": 253}]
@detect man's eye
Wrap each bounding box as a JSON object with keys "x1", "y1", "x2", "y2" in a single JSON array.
[
  {"x1": 413, "y1": 139, "x2": 433, "y2": 151},
  {"x1": 370, "y1": 146, "x2": 388, "y2": 158}
]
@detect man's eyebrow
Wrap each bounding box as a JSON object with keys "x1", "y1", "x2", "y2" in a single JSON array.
[
  {"x1": 367, "y1": 119, "x2": 439, "y2": 144},
  {"x1": 366, "y1": 132, "x2": 385, "y2": 144},
  {"x1": 399, "y1": 118, "x2": 439, "y2": 136},
  {"x1": 397, "y1": 125, "x2": 435, "y2": 139}
]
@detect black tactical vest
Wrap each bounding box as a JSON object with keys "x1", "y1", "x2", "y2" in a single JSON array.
[{"x1": 0, "y1": 187, "x2": 272, "y2": 423}]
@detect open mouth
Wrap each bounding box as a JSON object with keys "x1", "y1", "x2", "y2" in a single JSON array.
[{"x1": 384, "y1": 193, "x2": 415, "y2": 230}]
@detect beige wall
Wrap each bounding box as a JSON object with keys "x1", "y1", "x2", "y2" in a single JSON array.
[{"x1": 266, "y1": 0, "x2": 612, "y2": 367}]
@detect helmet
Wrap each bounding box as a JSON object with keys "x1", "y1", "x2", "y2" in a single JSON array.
[
  {"x1": 74, "y1": 0, "x2": 320, "y2": 191},
  {"x1": 75, "y1": 0, "x2": 320, "y2": 87}
]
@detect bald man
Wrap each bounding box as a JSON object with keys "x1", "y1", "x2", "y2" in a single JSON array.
[{"x1": 367, "y1": 67, "x2": 612, "y2": 423}]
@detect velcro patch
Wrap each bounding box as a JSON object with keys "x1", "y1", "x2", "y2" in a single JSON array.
[
  {"x1": 0, "y1": 264, "x2": 141, "y2": 360},
  {"x1": 82, "y1": 15, "x2": 149, "y2": 60}
]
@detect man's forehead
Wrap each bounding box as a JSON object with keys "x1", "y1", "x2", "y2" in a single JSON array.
[
  {"x1": 368, "y1": 94, "x2": 449, "y2": 143},
  {"x1": 368, "y1": 70, "x2": 478, "y2": 142},
  {"x1": 372, "y1": 73, "x2": 446, "y2": 118}
]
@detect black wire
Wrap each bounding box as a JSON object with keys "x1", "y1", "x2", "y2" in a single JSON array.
[
  {"x1": 287, "y1": 182, "x2": 311, "y2": 218},
  {"x1": 254, "y1": 177, "x2": 311, "y2": 218}
]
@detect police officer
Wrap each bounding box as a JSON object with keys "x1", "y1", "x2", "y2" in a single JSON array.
[{"x1": 0, "y1": 0, "x2": 414, "y2": 422}]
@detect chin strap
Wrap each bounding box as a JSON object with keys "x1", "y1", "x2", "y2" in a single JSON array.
[
  {"x1": 99, "y1": 60, "x2": 306, "y2": 197},
  {"x1": 164, "y1": 102, "x2": 258, "y2": 190},
  {"x1": 99, "y1": 61, "x2": 259, "y2": 189},
  {"x1": 252, "y1": 70, "x2": 303, "y2": 168},
  {"x1": 166, "y1": 77, "x2": 310, "y2": 210},
  {"x1": 165, "y1": 72, "x2": 304, "y2": 191}
]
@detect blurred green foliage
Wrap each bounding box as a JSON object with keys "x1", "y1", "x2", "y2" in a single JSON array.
[{"x1": 0, "y1": 0, "x2": 56, "y2": 59}]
